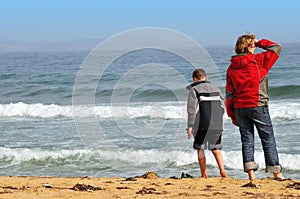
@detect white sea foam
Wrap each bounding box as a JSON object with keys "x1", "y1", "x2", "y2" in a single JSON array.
[
  {"x1": 0, "y1": 102, "x2": 185, "y2": 119},
  {"x1": 0, "y1": 147, "x2": 299, "y2": 171},
  {"x1": 0, "y1": 102, "x2": 73, "y2": 118},
  {"x1": 270, "y1": 99, "x2": 300, "y2": 120},
  {"x1": 0, "y1": 100, "x2": 300, "y2": 120}
]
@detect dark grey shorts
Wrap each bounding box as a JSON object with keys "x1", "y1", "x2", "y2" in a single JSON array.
[{"x1": 193, "y1": 130, "x2": 222, "y2": 150}]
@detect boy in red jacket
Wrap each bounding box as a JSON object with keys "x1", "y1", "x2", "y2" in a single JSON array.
[{"x1": 225, "y1": 34, "x2": 284, "y2": 180}]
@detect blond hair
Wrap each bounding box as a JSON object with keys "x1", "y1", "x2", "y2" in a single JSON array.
[{"x1": 235, "y1": 34, "x2": 256, "y2": 54}]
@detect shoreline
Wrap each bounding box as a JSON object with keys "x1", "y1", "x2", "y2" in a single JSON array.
[{"x1": 0, "y1": 172, "x2": 299, "y2": 198}]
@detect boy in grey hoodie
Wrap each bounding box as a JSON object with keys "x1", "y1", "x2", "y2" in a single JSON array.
[{"x1": 186, "y1": 68, "x2": 227, "y2": 178}]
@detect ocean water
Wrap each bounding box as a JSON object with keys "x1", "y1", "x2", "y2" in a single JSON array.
[{"x1": 0, "y1": 42, "x2": 299, "y2": 180}]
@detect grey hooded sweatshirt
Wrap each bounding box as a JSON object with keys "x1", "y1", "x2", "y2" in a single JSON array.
[{"x1": 186, "y1": 80, "x2": 224, "y2": 136}]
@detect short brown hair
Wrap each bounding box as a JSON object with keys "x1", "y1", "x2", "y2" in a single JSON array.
[
  {"x1": 192, "y1": 68, "x2": 207, "y2": 79},
  {"x1": 235, "y1": 34, "x2": 256, "y2": 54}
]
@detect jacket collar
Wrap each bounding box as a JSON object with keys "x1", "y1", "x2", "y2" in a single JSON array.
[{"x1": 186, "y1": 80, "x2": 210, "y2": 90}]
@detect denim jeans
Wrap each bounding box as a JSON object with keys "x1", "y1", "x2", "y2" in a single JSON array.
[{"x1": 235, "y1": 106, "x2": 282, "y2": 173}]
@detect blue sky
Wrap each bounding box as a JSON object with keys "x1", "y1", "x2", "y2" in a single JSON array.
[{"x1": 1, "y1": 0, "x2": 299, "y2": 46}]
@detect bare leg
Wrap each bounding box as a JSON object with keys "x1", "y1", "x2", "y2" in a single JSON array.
[
  {"x1": 197, "y1": 149, "x2": 208, "y2": 178},
  {"x1": 248, "y1": 169, "x2": 256, "y2": 181},
  {"x1": 212, "y1": 149, "x2": 227, "y2": 177}
]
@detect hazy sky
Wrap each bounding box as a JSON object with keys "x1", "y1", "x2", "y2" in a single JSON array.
[{"x1": 1, "y1": 0, "x2": 299, "y2": 46}]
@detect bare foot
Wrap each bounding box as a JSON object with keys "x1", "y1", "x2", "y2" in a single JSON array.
[
  {"x1": 202, "y1": 174, "x2": 208, "y2": 179},
  {"x1": 273, "y1": 173, "x2": 285, "y2": 180},
  {"x1": 220, "y1": 170, "x2": 227, "y2": 178}
]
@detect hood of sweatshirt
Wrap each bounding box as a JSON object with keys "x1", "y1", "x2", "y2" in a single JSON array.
[{"x1": 230, "y1": 53, "x2": 254, "y2": 69}]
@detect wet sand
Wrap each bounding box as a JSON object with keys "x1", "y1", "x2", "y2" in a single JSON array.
[{"x1": 0, "y1": 172, "x2": 299, "y2": 198}]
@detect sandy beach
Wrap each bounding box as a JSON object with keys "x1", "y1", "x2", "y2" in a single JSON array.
[{"x1": 0, "y1": 172, "x2": 299, "y2": 199}]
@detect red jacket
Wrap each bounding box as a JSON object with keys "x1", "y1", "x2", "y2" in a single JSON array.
[{"x1": 225, "y1": 39, "x2": 282, "y2": 121}]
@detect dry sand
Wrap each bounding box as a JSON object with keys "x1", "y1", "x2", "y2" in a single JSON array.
[{"x1": 0, "y1": 172, "x2": 299, "y2": 198}]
